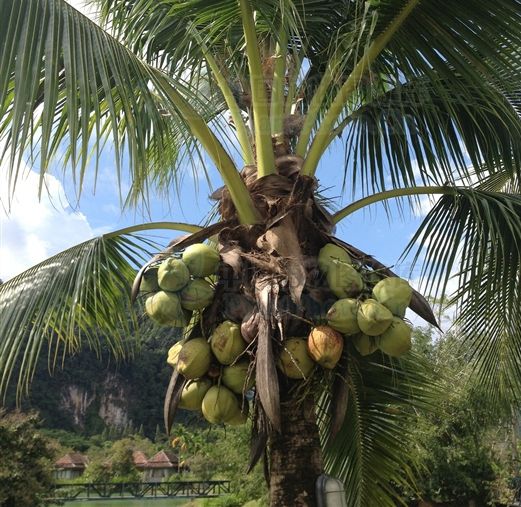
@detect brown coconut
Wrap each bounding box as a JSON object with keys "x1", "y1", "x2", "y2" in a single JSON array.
[{"x1": 307, "y1": 326, "x2": 344, "y2": 369}]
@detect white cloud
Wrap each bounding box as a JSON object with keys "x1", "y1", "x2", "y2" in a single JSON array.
[{"x1": 0, "y1": 170, "x2": 94, "y2": 281}]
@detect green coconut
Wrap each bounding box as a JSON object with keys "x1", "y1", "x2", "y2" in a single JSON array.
[
  {"x1": 372, "y1": 277, "x2": 413, "y2": 317},
  {"x1": 157, "y1": 257, "x2": 190, "y2": 292},
  {"x1": 177, "y1": 338, "x2": 212, "y2": 379},
  {"x1": 201, "y1": 385, "x2": 240, "y2": 424},
  {"x1": 145, "y1": 291, "x2": 187, "y2": 327},
  {"x1": 378, "y1": 317, "x2": 412, "y2": 357},
  {"x1": 210, "y1": 321, "x2": 246, "y2": 365},
  {"x1": 167, "y1": 342, "x2": 184, "y2": 368},
  {"x1": 318, "y1": 243, "x2": 351, "y2": 274},
  {"x1": 327, "y1": 298, "x2": 361, "y2": 335},
  {"x1": 307, "y1": 326, "x2": 344, "y2": 369},
  {"x1": 277, "y1": 338, "x2": 315, "y2": 379},
  {"x1": 357, "y1": 298, "x2": 393, "y2": 336},
  {"x1": 327, "y1": 262, "x2": 364, "y2": 298},
  {"x1": 139, "y1": 266, "x2": 160, "y2": 294},
  {"x1": 351, "y1": 333, "x2": 378, "y2": 356},
  {"x1": 180, "y1": 278, "x2": 215, "y2": 310},
  {"x1": 222, "y1": 362, "x2": 255, "y2": 394},
  {"x1": 182, "y1": 243, "x2": 220, "y2": 277},
  {"x1": 227, "y1": 403, "x2": 249, "y2": 426},
  {"x1": 179, "y1": 378, "x2": 212, "y2": 410}
]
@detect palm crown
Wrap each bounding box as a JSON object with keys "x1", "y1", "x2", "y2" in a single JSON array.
[{"x1": 1, "y1": 0, "x2": 521, "y2": 505}]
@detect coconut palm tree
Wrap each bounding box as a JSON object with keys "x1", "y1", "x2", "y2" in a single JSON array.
[{"x1": 1, "y1": 0, "x2": 521, "y2": 505}]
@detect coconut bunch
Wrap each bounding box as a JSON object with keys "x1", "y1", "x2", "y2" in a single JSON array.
[
  {"x1": 166, "y1": 321, "x2": 253, "y2": 425},
  {"x1": 140, "y1": 243, "x2": 219, "y2": 327},
  {"x1": 319, "y1": 243, "x2": 414, "y2": 358}
]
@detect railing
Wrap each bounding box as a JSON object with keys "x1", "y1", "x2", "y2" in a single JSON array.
[{"x1": 49, "y1": 480, "x2": 231, "y2": 502}]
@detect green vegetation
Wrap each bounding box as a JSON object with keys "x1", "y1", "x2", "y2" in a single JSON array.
[{"x1": 0, "y1": 411, "x2": 55, "y2": 507}]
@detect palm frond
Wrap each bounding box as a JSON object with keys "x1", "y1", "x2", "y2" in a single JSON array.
[
  {"x1": 0, "y1": 221, "x2": 200, "y2": 399},
  {"x1": 0, "y1": 0, "x2": 227, "y2": 208},
  {"x1": 319, "y1": 350, "x2": 439, "y2": 506},
  {"x1": 402, "y1": 188, "x2": 521, "y2": 398}
]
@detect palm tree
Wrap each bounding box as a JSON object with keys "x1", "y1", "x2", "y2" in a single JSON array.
[{"x1": 1, "y1": 0, "x2": 521, "y2": 505}]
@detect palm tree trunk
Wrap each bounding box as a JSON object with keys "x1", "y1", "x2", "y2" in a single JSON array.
[{"x1": 268, "y1": 390, "x2": 323, "y2": 506}]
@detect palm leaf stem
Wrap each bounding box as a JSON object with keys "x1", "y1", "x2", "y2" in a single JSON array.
[
  {"x1": 332, "y1": 185, "x2": 453, "y2": 223},
  {"x1": 301, "y1": 0, "x2": 421, "y2": 176},
  {"x1": 152, "y1": 71, "x2": 260, "y2": 224},
  {"x1": 195, "y1": 33, "x2": 255, "y2": 165},
  {"x1": 270, "y1": 28, "x2": 288, "y2": 136},
  {"x1": 285, "y1": 50, "x2": 303, "y2": 115},
  {"x1": 238, "y1": 0, "x2": 275, "y2": 177},
  {"x1": 104, "y1": 221, "x2": 202, "y2": 239}
]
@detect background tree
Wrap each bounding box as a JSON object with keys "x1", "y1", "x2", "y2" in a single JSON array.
[
  {"x1": 1, "y1": 0, "x2": 521, "y2": 505},
  {"x1": 0, "y1": 411, "x2": 56, "y2": 507}
]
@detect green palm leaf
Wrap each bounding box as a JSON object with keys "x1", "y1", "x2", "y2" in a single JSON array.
[
  {"x1": 319, "y1": 351, "x2": 438, "y2": 506},
  {"x1": 0, "y1": 221, "x2": 200, "y2": 399}
]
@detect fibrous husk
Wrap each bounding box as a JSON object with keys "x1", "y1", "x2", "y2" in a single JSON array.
[
  {"x1": 227, "y1": 402, "x2": 249, "y2": 426},
  {"x1": 327, "y1": 298, "x2": 361, "y2": 335},
  {"x1": 139, "y1": 266, "x2": 159, "y2": 294},
  {"x1": 326, "y1": 262, "x2": 364, "y2": 298},
  {"x1": 378, "y1": 317, "x2": 412, "y2": 357},
  {"x1": 182, "y1": 243, "x2": 220, "y2": 277},
  {"x1": 318, "y1": 243, "x2": 351, "y2": 274},
  {"x1": 201, "y1": 385, "x2": 240, "y2": 424},
  {"x1": 210, "y1": 321, "x2": 246, "y2": 365},
  {"x1": 177, "y1": 338, "x2": 212, "y2": 379},
  {"x1": 167, "y1": 342, "x2": 183, "y2": 368},
  {"x1": 222, "y1": 362, "x2": 255, "y2": 394},
  {"x1": 241, "y1": 309, "x2": 260, "y2": 343},
  {"x1": 351, "y1": 333, "x2": 378, "y2": 356},
  {"x1": 179, "y1": 378, "x2": 212, "y2": 411},
  {"x1": 145, "y1": 291, "x2": 187, "y2": 327},
  {"x1": 277, "y1": 338, "x2": 315, "y2": 379},
  {"x1": 372, "y1": 277, "x2": 413, "y2": 318},
  {"x1": 157, "y1": 258, "x2": 190, "y2": 292},
  {"x1": 357, "y1": 298, "x2": 393, "y2": 336},
  {"x1": 180, "y1": 278, "x2": 215, "y2": 310},
  {"x1": 307, "y1": 326, "x2": 344, "y2": 369}
]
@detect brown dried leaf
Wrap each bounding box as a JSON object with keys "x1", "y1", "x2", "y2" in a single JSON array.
[{"x1": 164, "y1": 369, "x2": 186, "y2": 434}]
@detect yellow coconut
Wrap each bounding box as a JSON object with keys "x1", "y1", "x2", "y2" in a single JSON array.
[
  {"x1": 177, "y1": 338, "x2": 212, "y2": 379},
  {"x1": 318, "y1": 243, "x2": 351, "y2": 274},
  {"x1": 182, "y1": 243, "x2": 220, "y2": 277},
  {"x1": 157, "y1": 257, "x2": 190, "y2": 292},
  {"x1": 351, "y1": 333, "x2": 378, "y2": 356},
  {"x1": 326, "y1": 298, "x2": 361, "y2": 335},
  {"x1": 145, "y1": 291, "x2": 187, "y2": 327},
  {"x1": 377, "y1": 317, "x2": 412, "y2": 357},
  {"x1": 201, "y1": 385, "x2": 240, "y2": 424},
  {"x1": 307, "y1": 326, "x2": 344, "y2": 369},
  {"x1": 277, "y1": 338, "x2": 315, "y2": 379},
  {"x1": 180, "y1": 278, "x2": 215, "y2": 311},
  {"x1": 167, "y1": 342, "x2": 184, "y2": 368},
  {"x1": 357, "y1": 298, "x2": 393, "y2": 336},
  {"x1": 372, "y1": 277, "x2": 413, "y2": 317},
  {"x1": 327, "y1": 262, "x2": 364, "y2": 298},
  {"x1": 139, "y1": 266, "x2": 159, "y2": 294},
  {"x1": 210, "y1": 321, "x2": 246, "y2": 365},
  {"x1": 227, "y1": 403, "x2": 249, "y2": 426},
  {"x1": 222, "y1": 362, "x2": 255, "y2": 394},
  {"x1": 179, "y1": 378, "x2": 212, "y2": 411}
]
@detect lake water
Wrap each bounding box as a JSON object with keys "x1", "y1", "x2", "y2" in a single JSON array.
[{"x1": 62, "y1": 500, "x2": 196, "y2": 507}]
